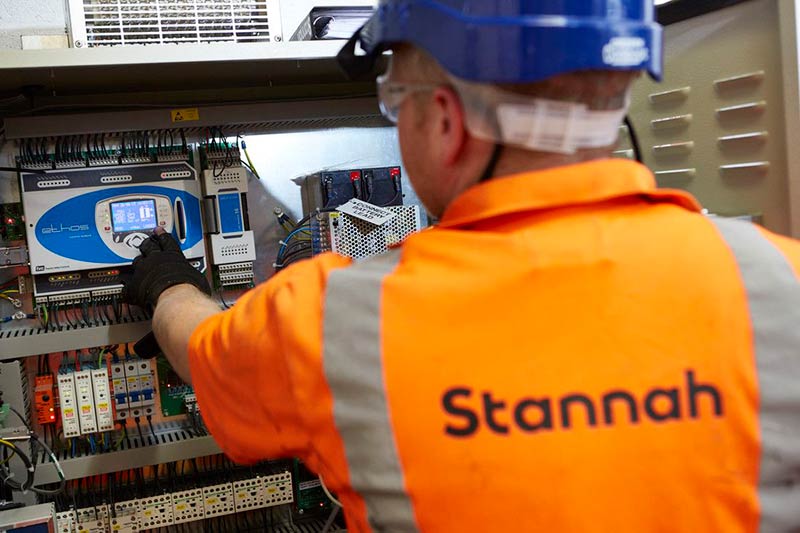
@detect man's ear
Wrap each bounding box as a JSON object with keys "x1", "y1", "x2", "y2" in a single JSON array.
[{"x1": 431, "y1": 86, "x2": 468, "y2": 166}]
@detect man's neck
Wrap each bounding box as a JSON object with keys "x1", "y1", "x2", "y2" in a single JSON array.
[{"x1": 491, "y1": 147, "x2": 617, "y2": 178}]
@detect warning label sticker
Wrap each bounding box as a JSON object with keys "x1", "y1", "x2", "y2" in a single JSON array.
[
  {"x1": 337, "y1": 199, "x2": 396, "y2": 226},
  {"x1": 171, "y1": 108, "x2": 200, "y2": 123}
]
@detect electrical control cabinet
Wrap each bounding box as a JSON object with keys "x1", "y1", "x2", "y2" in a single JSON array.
[{"x1": 0, "y1": 13, "x2": 406, "y2": 523}]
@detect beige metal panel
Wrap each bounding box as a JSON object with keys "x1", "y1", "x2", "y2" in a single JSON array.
[
  {"x1": 629, "y1": 0, "x2": 790, "y2": 234},
  {"x1": 779, "y1": 0, "x2": 800, "y2": 238}
]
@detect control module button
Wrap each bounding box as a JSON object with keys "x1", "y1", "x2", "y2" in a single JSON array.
[{"x1": 124, "y1": 233, "x2": 148, "y2": 249}]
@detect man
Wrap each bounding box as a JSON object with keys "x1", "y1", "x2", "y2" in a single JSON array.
[{"x1": 128, "y1": 1, "x2": 800, "y2": 531}]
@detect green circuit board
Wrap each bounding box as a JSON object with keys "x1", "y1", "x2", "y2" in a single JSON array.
[
  {"x1": 157, "y1": 356, "x2": 194, "y2": 417},
  {"x1": 0, "y1": 203, "x2": 24, "y2": 242}
]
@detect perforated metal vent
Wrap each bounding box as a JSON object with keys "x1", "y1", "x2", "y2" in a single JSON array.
[
  {"x1": 67, "y1": 0, "x2": 283, "y2": 48},
  {"x1": 328, "y1": 206, "x2": 422, "y2": 261}
]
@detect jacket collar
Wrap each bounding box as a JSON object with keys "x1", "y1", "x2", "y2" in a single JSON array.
[{"x1": 439, "y1": 159, "x2": 701, "y2": 228}]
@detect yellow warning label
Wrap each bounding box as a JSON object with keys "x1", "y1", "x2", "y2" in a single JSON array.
[{"x1": 171, "y1": 108, "x2": 200, "y2": 123}]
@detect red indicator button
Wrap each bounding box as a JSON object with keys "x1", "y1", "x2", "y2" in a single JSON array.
[
  {"x1": 390, "y1": 167, "x2": 401, "y2": 177},
  {"x1": 350, "y1": 171, "x2": 362, "y2": 181}
]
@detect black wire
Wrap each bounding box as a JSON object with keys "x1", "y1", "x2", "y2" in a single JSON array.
[
  {"x1": 277, "y1": 247, "x2": 312, "y2": 267},
  {"x1": 121, "y1": 420, "x2": 131, "y2": 449},
  {"x1": 0, "y1": 411, "x2": 65, "y2": 496},
  {"x1": 379, "y1": 192, "x2": 403, "y2": 207},
  {"x1": 63, "y1": 305, "x2": 77, "y2": 329},
  {"x1": 8, "y1": 405, "x2": 31, "y2": 432},
  {"x1": 624, "y1": 115, "x2": 643, "y2": 164},
  {"x1": 146, "y1": 415, "x2": 157, "y2": 444},
  {"x1": 134, "y1": 417, "x2": 145, "y2": 447},
  {"x1": 0, "y1": 439, "x2": 34, "y2": 491},
  {"x1": 51, "y1": 303, "x2": 61, "y2": 330},
  {"x1": 0, "y1": 166, "x2": 48, "y2": 174}
]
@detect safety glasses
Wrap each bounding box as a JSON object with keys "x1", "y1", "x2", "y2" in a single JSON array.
[{"x1": 376, "y1": 74, "x2": 440, "y2": 124}]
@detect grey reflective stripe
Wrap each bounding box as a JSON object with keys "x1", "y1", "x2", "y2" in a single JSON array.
[
  {"x1": 323, "y1": 249, "x2": 418, "y2": 533},
  {"x1": 712, "y1": 218, "x2": 800, "y2": 532}
]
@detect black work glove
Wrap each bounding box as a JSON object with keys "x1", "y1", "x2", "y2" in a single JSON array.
[{"x1": 125, "y1": 230, "x2": 211, "y2": 309}]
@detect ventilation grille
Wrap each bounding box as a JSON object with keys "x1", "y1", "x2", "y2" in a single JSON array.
[
  {"x1": 69, "y1": 0, "x2": 282, "y2": 48},
  {"x1": 329, "y1": 206, "x2": 422, "y2": 261}
]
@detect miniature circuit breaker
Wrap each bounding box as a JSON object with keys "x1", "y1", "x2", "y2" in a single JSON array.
[
  {"x1": 110, "y1": 362, "x2": 129, "y2": 420},
  {"x1": 110, "y1": 360, "x2": 155, "y2": 420}
]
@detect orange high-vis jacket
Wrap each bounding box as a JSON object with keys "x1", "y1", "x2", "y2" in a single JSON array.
[{"x1": 188, "y1": 159, "x2": 800, "y2": 532}]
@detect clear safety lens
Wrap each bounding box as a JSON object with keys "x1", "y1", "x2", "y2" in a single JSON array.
[{"x1": 376, "y1": 75, "x2": 439, "y2": 124}]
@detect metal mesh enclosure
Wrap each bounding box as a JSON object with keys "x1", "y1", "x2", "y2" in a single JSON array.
[
  {"x1": 327, "y1": 206, "x2": 422, "y2": 261},
  {"x1": 68, "y1": 0, "x2": 281, "y2": 47}
]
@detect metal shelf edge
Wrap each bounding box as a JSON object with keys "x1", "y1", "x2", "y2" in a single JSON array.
[
  {"x1": 34, "y1": 436, "x2": 221, "y2": 484},
  {"x1": 0, "y1": 321, "x2": 152, "y2": 360},
  {"x1": 0, "y1": 40, "x2": 345, "y2": 70}
]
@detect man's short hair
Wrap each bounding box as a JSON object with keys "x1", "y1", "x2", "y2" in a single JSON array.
[{"x1": 397, "y1": 44, "x2": 638, "y2": 111}]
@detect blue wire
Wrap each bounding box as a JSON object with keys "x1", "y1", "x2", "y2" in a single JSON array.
[{"x1": 277, "y1": 226, "x2": 311, "y2": 260}]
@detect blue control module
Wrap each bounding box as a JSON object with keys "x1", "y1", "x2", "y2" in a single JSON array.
[{"x1": 20, "y1": 163, "x2": 207, "y2": 300}]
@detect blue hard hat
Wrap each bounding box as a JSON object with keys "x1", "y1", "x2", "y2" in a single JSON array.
[{"x1": 338, "y1": 0, "x2": 663, "y2": 83}]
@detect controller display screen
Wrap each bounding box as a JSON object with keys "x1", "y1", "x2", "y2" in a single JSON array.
[{"x1": 110, "y1": 199, "x2": 158, "y2": 233}]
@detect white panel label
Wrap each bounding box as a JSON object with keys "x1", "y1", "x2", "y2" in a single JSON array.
[{"x1": 337, "y1": 199, "x2": 396, "y2": 226}]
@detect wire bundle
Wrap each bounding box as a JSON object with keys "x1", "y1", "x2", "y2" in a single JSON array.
[
  {"x1": 0, "y1": 406, "x2": 65, "y2": 496},
  {"x1": 274, "y1": 220, "x2": 313, "y2": 271}
]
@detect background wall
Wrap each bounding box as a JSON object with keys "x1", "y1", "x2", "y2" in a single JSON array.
[{"x1": 0, "y1": 0, "x2": 66, "y2": 49}]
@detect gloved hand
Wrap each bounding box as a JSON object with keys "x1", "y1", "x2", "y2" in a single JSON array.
[{"x1": 125, "y1": 229, "x2": 211, "y2": 309}]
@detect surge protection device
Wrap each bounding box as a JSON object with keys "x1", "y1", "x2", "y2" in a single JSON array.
[{"x1": 20, "y1": 162, "x2": 207, "y2": 302}]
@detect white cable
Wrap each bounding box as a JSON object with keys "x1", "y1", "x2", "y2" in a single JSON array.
[{"x1": 319, "y1": 475, "x2": 342, "y2": 507}]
